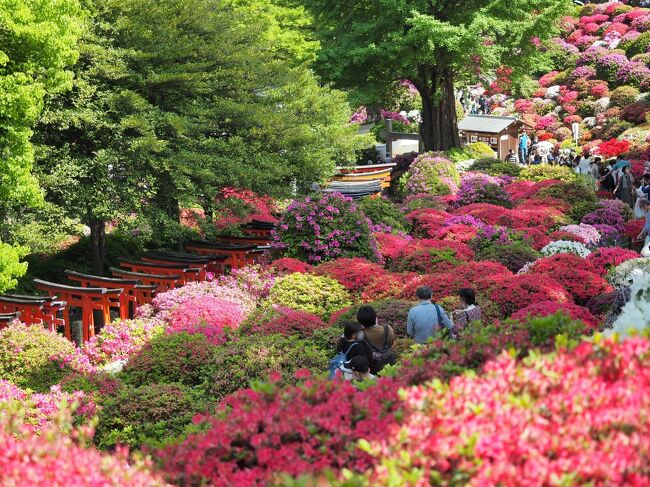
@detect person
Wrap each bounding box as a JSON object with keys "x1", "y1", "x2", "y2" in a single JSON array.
[
  {"x1": 346, "y1": 355, "x2": 377, "y2": 383},
  {"x1": 576, "y1": 151, "x2": 591, "y2": 175},
  {"x1": 614, "y1": 165, "x2": 635, "y2": 208},
  {"x1": 590, "y1": 158, "x2": 601, "y2": 182},
  {"x1": 357, "y1": 305, "x2": 396, "y2": 373},
  {"x1": 329, "y1": 321, "x2": 370, "y2": 379},
  {"x1": 519, "y1": 133, "x2": 529, "y2": 164},
  {"x1": 406, "y1": 286, "x2": 453, "y2": 344},
  {"x1": 357, "y1": 305, "x2": 395, "y2": 349},
  {"x1": 600, "y1": 165, "x2": 616, "y2": 193},
  {"x1": 634, "y1": 174, "x2": 650, "y2": 218},
  {"x1": 637, "y1": 198, "x2": 650, "y2": 250},
  {"x1": 451, "y1": 288, "x2": 482, "y2": 335},
  {"x1": 505, "y1": 148, "x2": 517, "y2": 163}
]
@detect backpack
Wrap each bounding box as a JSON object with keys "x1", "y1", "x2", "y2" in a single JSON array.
[
  {"x1": 363, "y1": 325, "x2": 397, "y2": 374},
  {"x1": 328, "y1": 342, "x2": 359, "y2": 379}
]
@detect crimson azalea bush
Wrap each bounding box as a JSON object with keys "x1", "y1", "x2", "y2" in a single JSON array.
[
  {"x1": 511, "y1": 301, "x2": 599, "y2": 327},
  {"x1": 586, "y1": 247, "x2": 640, "y2": 275},
  {"x1": 269, "y1": 257, "x2": 312, "y2": 274},
  {"x1": 394, "y1": 313, "x2": 590, "y2": 387},
  {"x1": 239, "y1": 306, "x2": 328, "y2": 339},
  {"x1": 314, "y1": 258, "x2": 387, "y2": 294},
  {"x1": 158, "y1": 378, "x2": 401, "y2": 486},
  {"x1": 267, "y1": 273, "x2": 351, "y2": 319},
  {"x1": 167, "y1": 296, "x2": 246, "y2": 344},
  {"x1": 360, "y1": 271, "x2": 412, "y2": 301},
  {"x1": 358, "y1": 338, "x2": 650, "y2": 486},
  {"x1": 271, "y1": 193, "x2": 380, "y2": 263},
  {"x1": 374, "y1": 232, "x2": 412, "y2": 262},
  {"x1": 389, "y1": 239, "x2": 473, "y2": 273},
  {"x1": 489, "y1": 274, "x2": 572, "y2": 316},
  {"x1": 405, "y1": 208, "x2": 451, "y2": 238}
]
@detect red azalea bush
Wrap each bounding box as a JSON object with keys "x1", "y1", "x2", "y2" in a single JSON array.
[
  {"x1": 517, "y1": 227, "x2": 551, "y2": 250},
  {"x1": 489, "y1": 274, "x2": 571, "y2": 316},
  {"x1": 405, "y1": 208, "x2": 451, "y2": 237},
  {"x1": 625, "y1": 218, "x2": 645, "y2": 240},
  {"x1": 586, "y1": 247, "x2": 640, "y2": 276},
  {"x1": 363, "y1": 338, "x2": 650, "y2": 486},
  {"x1": 390, "y1": 239, "x2": 474, "y2": 273},
  {"x1": 434, "y1": 224, "x2": 478, "y2": 244},
  {"x1": 158, "y1": 378, "x2": 401, "y2": 486},
  {"x1": 242, "y1": 306, "x2": 328, "y2": 338},
  {"x1": 314, "y1": 258, "x2": 387, "y2": 294},
  {"x1": 528, "y1": 259, "x2": 612, "y2": 304},
  {"x1": 596, "y1": 138, "x2": 632, "y2": 158},
  {"x1": 400, "y1": 261, "x2": 512, "y2": 302},
  {"x1": 167, "y1": 297, "x2": 246, "y2": 344},
  {"x1": 548, "y1": 230, "x2": 587, "y2": 243},
  {"x1": 360, "y1": 272, "x2": 411, "y2": 301},
  {"x1": 511, "y1": 301, "x2": 599, "y2": 328},
  {"x1": 270, "y1": 258, "x2": 312, "y2": 274},
  {"x1": 374, "y1": 232, "x2": 411, "y2": 261},
  {"x1": 528, "y1": 253, "x2": 598, "y2": 275}
]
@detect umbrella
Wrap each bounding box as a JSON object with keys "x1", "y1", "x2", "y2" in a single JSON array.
[
  {"x1": 612, "y1": 159, "x2": 631, "y2": 171},
  {"x1": 535, "y1": 141, "x2": 554, "y2": 151}
]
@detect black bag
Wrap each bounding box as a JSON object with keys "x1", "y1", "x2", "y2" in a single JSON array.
[{"x1": 363, "y1": 325, "x2": 396, "y2": 374}]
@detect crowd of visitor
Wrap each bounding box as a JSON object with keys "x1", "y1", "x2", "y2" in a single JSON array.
[{"x1": 331, "y1": 287, "x2": 482, "y2": 384}]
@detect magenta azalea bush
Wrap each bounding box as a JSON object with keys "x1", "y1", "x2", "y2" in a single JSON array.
[
  {"x1": 401, "y1": 153, "x2": 460, "y2": 196},
  {"x1": 272, "y1": 193, "x2": 381, "y2": 263}
]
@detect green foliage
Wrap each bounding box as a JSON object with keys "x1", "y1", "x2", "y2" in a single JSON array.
[
  {"x1": 609, "y1": 86, "x2": 640, "y2": 108},
  {"x1": 121, "y1": 333, "x2": 218, "y2": 388},
  {"x1": 0, "y1": 323, "x2": 76, "y2": 392},
  {"x1": 306, "y1": 0, "x2": 570, "y2": 149},
  {"x1": 476, "y1": 242, "x2": 541, "y2": 273},
  {"x1": 447, "y1": 143, "x2": 495, "y2": 163},
  {"x1": 268, "y1": 273, "x2": 352, "y2": 319},
  {"x1": 470, "y1": 158, "x2": 522, "y2": 177},
  {"x1": 357, "y1": 197, "x2": 409, "y2": 232},
  {"x1": 537, "y1": 180, "x2": 597, "y2": 207},
  {"x1": 206, "y1": 333, "x2": 328, "y2": 401},
  {"x1": 95, "y1": 382, "x2": 209, "y2": 449},
  {"x1": 625, "y1": 31, "x2": 650, "y2": 59},
  {"x1": 0, "y1": 0, "x2": 82, "y2": 209},
  {"x1": 400, "y1": 153, "x2": 460, "y2": 197},
  {"x1": 518, "y1": 312, "x2": 590, "y2": 348},
  {"x1": 519, "y1": 164, "x2": 580, "y2": 183},
  {"x1": 567, "y1": 200, "x2": 600, "y2": 224},
  {"x1": 0, "y1": 243, "x2": 28, "y2": 293}
]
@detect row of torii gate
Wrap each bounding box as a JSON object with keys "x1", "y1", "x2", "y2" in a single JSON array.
[{"x1": 0, "y1": 221, "x2": 273, "y2": 344}]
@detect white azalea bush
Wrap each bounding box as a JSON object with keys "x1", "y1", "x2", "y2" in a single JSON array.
[
  {"x1": 606, "y1": 258, "x2": 650, "y2": 288},
  {"x1": 606, "y1": 270, "x2": 650, "y2": 338},
  {"x1": 541, "y1": 240, "x2": 591, "y2": 258}
]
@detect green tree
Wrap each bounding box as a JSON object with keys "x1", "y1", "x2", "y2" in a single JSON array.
[
  {"x1": 304, "y1": 0, "x2": 571, "y2": 151},
  {"x1": 0, "y1": 0, "x2": 82, "y2": 286},
  {"x1": 33, "y1": 10, "x2": 166, "y2": 273},
  {"x1": 104, "y1": 0, "x2": 368, "y2": 224}
]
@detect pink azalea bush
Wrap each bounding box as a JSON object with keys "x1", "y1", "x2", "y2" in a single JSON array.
[{"x1": 167, "y1": 296, "x2": 246, "y2": 344}]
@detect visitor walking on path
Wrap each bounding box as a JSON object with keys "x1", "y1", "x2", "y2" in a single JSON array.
[
  {"x1": 634, "y1": 174, "x2": 650, "y2": 219},
  {"x1": 407, "y1": 286, "x2": 453, "y2": 344},
  {"x1": 451, "y1": 288, "x2": 482, "y2": 335},
  {"x1": 576, "y1": 151, "x2": 591, "y2": 176},
  {"x1": 614, "y1": 166, "x2": 635, "y2": 208},
  {"x1": 519, "y1": 133, "x2": 528, "y2": 164}
]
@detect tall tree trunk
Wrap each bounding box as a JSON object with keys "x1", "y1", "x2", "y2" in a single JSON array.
[
  {"x1": 418, "y1": 69, "x2": 461, "y2": 152},
  {"x1": 89, "y1": 217, "x2": 106, "y2": 275}
]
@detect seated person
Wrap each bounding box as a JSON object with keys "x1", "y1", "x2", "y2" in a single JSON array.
[{"x1": 345, "y1": 355, "x2": 377, "y2": 383}]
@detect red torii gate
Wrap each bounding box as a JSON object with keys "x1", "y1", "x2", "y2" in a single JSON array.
[
  {"x1": 65, "y1": 270, "x2": 156, "y2": 319},
  {"x1": 0, "y1": 295, "x2": 66, "y2": 331},
  {"x1": 143, "y1": 251, "x2": 228, "y2": 276},
  {"x1": 184, "y1": 241, "x2": 264, "y2": 270},
  {"x1": 117, "y1": 259, "x2": 201, "y2": 285},
  {"x1": 109, "y1": 268, "x2": 182, "y2": 292},
  {"x1": 34, "y1": 280, "x2": 123, "y2": 342}
]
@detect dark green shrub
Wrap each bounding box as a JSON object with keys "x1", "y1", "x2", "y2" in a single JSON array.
[
  {"x1": 206, "y1": 334, "x2": 328, "y2": 401},
  {"x1": 358, "y1": 196, "x2": 409, "y2": 232},
  {"x1": 537, "y1": 180, "x2": 597, "y2": 207},
  {"x1": 476, "y1": 243, "x2": 541, "y2": 273},
  {"x1": 567, "y1": 200, "x2": 600, "y2": 224},
  {"x1": 0, "y1": 323, "x2": 76, "y2": 392},
  {"x1": 625, "y1": 31, "x2": 650, "y2": 59},
  {"x1": 609, "y1": 86, "x2": 640, "y2": 108},
  {"x1": 95, "y1": 382, "x2": 208, "y2": 449},
  {"x1": 120, "y1": 333, "x2": 218, "y2": 388}
]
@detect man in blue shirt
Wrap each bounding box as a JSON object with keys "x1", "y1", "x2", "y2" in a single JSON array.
[
  {"x1": 519, "y1": 133, "x2": 528, "y2": 165},
  {"x1": 407, "y1": 286, "x2": 453, "y2": 344}
]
